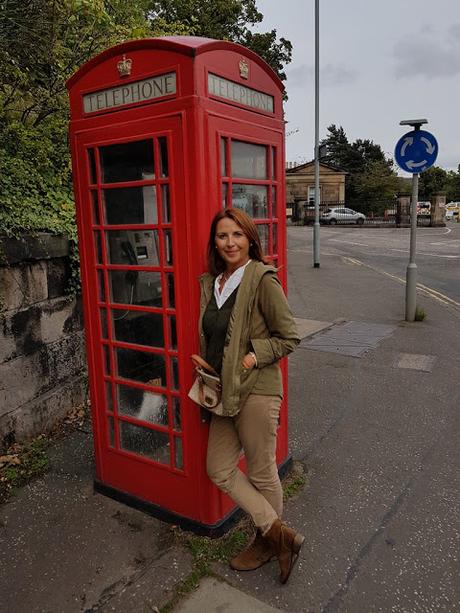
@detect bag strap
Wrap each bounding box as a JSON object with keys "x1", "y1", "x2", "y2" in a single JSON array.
[{"x1": 191, "y1": 354, "x2": 219, "y2": 377}]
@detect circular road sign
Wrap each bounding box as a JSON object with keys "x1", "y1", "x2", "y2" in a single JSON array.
[{"x1": 394, "y1": 129, "x2": 438, "y2": 173}]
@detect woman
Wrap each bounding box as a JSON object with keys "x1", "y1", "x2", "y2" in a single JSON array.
[{"x1": 199, "y1": 207, "x2": 304, "y2": 584}]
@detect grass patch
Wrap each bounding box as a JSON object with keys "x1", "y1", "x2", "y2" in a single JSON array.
[
  {"x1": 160, "y1": 528, "x2": 249, "y2": 613},
  {"x1": 0, "y1": 435, "x2": 50, "y2": 503},
  {"x1": 160, "y1": 462, "x2": 308, "y2": 612},
  {"x1": 0, "y1": 402, "x2": 90, "y2": 506},
  {"x1": 283, "y1": 461, "x2": 307, "y2": 501},
  {"x1": 415, "y1": 307, "x2": 427, "y2": 321},
  {"x1": 186, "y1": 529, "x2": 248, "y2": 571}
]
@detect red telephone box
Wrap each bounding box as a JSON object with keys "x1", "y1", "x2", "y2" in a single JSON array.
[{"x1": 67, "y1": 36, "x2": 289, "y2": 535}]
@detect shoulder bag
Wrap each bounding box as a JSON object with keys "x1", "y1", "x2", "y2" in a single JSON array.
[{"x1": 188, "y1": 354, "x2": 224, "y2": 416}]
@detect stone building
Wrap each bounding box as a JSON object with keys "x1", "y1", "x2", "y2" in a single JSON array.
[{"x1": 286, "y1": 161, "x2": 347, "y2": 206}]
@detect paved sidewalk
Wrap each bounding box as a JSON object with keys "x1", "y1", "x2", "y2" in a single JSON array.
[{"x1": 1, "y1": 232, "x2": 459, "y2": 612}]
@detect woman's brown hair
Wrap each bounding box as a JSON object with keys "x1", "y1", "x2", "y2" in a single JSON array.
[{"x1": 207, "y1": 208, "x2": 265, "y2": 276}]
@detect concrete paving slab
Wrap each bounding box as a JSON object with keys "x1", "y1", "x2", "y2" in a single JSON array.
[
  {"x1": 394, "y1": 352, "x2": 436, "y2": 372},
  {"x1": 301, "y1": 320, "x2": 396, "y2": 357},
  {"x1": 98, "y1": 546, "x2": 193, "y2": 612},
  {"x1": 330, "y1": 431, "x2": 460, "y2": 613},
  {"x1": 0, "y1": 429, "x2": 191, "y2": 613},
  {"x1": 174, "y1": 576, "x2": 282, "y2": 613},
  {"x1": 294, "y1": 317, "x2": 333, "y2": 339}
]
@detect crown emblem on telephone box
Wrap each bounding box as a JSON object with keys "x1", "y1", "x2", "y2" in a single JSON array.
[
  {"x1": 239, "y1": 58, "x2": 249, "y2": 80},
  {"x1": 117, "y1": 55, "x2": 133, "y2": 78}
]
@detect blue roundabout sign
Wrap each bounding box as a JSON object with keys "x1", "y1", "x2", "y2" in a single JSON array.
[{"x1": 394, "y1": 129, "x2": 438, "y2": 174}]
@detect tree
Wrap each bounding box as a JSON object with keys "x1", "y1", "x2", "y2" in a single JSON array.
[
  {"x1": 419, "y1": 166, "x2": 448, "y2": 198},
  {"x1": 148, "y1": 0, "x2": 263, "y2": 40},
  {"x1": 446, "y1": 169, "x2": 460, "y2": 201},
  {"x1": 0, "y1": 0, "x2": 187, "y2": 126},
  {"x1": 320, "y1": 126, "x2": 391, "y2": 173},
  {"x1": 320, "y1": 125, "x2": 397, "y2": 204},
  {"x1": 352, "y1": 139, "x2": 392, "y2": 172},
  {"x1": 353, "y1": 160, "x2": 400, "y2": 202},
  {"x1": 242, "y1": 30, "x2": 292, "y2": 82},
  {"x1": 147, "y1": 0, "x2": 292, "y2": 81},
  {"x1": 319, "y1": 125, "x2": 353, "y2": 170}
]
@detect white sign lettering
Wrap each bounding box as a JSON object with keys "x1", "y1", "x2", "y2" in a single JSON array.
[
  {"x1": 83, "y1": 72, "x2": 176, "y2": 113},
  {"x1": 208, "y1": 73, "x2": 274, "y2": 113}
]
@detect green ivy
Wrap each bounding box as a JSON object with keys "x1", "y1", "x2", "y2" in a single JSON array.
[
  {"x1": 0, "y1": 2, "x2": 192, "y2": 294},
  {"x1": 0, "y1": 113, "x2": 80, "y2": 292}
]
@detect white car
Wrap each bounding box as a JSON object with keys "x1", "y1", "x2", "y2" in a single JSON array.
[{"x1": 321, "y1": 207, "x2": 366, "y2": 225}]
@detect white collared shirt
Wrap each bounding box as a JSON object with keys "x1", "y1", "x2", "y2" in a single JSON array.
[{"x1": 214, "y1": 260, "x2": 251, "y2": 309}]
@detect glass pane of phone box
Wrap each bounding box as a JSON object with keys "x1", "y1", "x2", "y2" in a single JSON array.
[
  {"x1": 119, "y1": 420, "x2": 170, "y2": 465},
  {"x1": 117, "y1": 383, "x2": 169, "y2": 426},
  {"x1": 109, "y1": 270, "x2": 163, "y2": 307},
  {"x1": 106, "y1": 230, "x2": 160, "y2": 267},
  {"x1": 116, "y1": 348, "x2": 166, "y2": 387},
  {"x1": 112, "y1": 310, "x2": 164, "y2": 348}
]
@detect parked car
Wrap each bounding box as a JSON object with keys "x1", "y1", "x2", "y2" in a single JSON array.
[
  {"x1": 321, "y1": 207, "x2": 366, "y2": 225},
  {"x1": 417, "y1": 201, "x2": 431, "y2": 216},
  {"x1": 445, "y1": 209, "x2": 459, "y2": 221}
]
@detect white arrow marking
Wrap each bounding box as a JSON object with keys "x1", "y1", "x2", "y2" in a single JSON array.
[
  {"x1": 400, "y1": 137, "x2": 413, "y2": 156},
  {"x1": 421, "y1": 136, "x2": 435, "y2": 154},
  {"x1": 407, "y1": 159, "x2": 428, "y2": 169}
]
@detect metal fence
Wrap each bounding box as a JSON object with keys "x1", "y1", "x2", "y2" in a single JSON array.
[{"x1": 289, "y1": 200, "x2": 432, "y2": 227}]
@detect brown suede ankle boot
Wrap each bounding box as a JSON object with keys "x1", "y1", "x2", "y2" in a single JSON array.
[
  {"x1": 264, "y1": 519, "x2": 305, "y2": 584},
  {"x1": 230, "y1": 530, "x2": 276, "y2": 571}
]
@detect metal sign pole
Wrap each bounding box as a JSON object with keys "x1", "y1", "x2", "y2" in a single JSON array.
[
  {"x1": 406, "y1": 171, "x2": 419, "y2": 321},
  {"x1": 313, "y1": 0, "x2": 320, "y2": 268},
  {"x1": 395, "y1": 118, "x2": 438, "y2": 322}
]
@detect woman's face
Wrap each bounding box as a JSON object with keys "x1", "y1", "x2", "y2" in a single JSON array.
[{"x1": 215, "y1": 217, "x2": 250, "y2": 272}]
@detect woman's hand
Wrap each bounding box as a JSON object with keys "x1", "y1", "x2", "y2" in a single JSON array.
[{"x1": 241, "y1": 352, "x2": 257, "y2": 370}]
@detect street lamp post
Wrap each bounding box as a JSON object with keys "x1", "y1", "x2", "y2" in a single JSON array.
[{"x1": 313, "y1": 0, "x2": 320, "y2": 268}]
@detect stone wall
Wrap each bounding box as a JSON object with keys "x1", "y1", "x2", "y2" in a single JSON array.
[
  {"x1": 0, "y1": 234, "x2": 87, "y2": 449},
  {"x1": 431, "y1": 193, "x2": 447, "y2": 227}
]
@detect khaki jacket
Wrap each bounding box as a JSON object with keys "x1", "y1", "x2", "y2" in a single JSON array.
[{"x1": 198, "y1": 260, "x2": 300, "y2": 417}]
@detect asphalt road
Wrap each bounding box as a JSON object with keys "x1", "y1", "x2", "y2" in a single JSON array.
[{"x1": 288, "y1": 222, "x2": 460, "y2": 309}]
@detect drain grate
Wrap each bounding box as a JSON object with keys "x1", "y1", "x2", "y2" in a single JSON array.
[{"x1": 301, "y1": 321, "x2": 396, "y2": 357}]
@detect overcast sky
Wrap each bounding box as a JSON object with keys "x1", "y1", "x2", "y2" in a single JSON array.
[{"x1": 255, "y1": 0, "x2": 460, "y2": 173}]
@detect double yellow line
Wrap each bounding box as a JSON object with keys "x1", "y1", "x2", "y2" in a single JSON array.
[{"x1": 342, "y1": 256, "x2": 460, "y2": 310}]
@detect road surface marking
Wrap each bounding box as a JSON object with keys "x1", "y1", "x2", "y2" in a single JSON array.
[
  {"x1": 419, "y1": 227, "x2": 452, "y2": 235},
  {"x1": 329, "y1": 239, "x2": 369, "y2": 246},
  {"x1": 418, "y1": 253, "x2": 459, "y2": 259},
  {"x1": 342, "y1": 257, "x2": 363, "y2": 266},
  {"x1": 416, "y1": 283, "x2": 460, "y2": 308},
  {"x1": 389, "y1": 248, "x2": 460, "y2": 259},
  {"x1": 342, "y1": 257, "x2": 460, "y2": 309},
  {"x1": 291, "y1": 249, "x2": 338, "y2": 256},
  {"x1": 429, "y1": 240, "x2": 460, "y2": 246}
]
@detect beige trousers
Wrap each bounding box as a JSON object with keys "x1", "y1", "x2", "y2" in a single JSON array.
[{"x1": 206, "y1": 394, "x2": 283, "y2": 535}]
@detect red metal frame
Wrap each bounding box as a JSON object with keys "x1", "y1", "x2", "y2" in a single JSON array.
[{"x1": 67, "y1": 37, "x2": 288, "y2": 532}]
